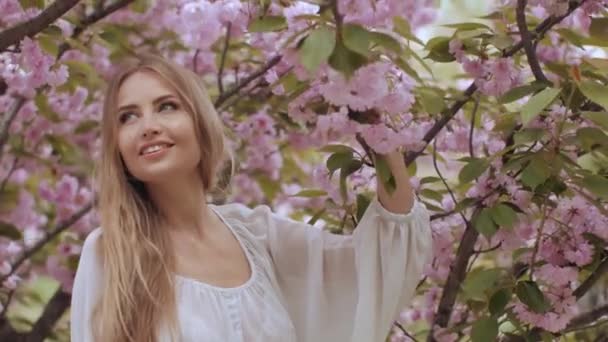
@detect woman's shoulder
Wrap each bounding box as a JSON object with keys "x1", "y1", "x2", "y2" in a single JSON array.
[
  {"x1": 79, "y1": 227, "x2": 102, "y2": 259},
  {"x1": 209, "y1": 201, "x2": 275, "y2": 225}
]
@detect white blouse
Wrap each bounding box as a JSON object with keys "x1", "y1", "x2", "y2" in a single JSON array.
[{"x1": 70, "y1": 195, "x2": 432, "y2": 342}]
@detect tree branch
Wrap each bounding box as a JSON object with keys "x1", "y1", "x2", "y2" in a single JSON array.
[
  {"x1": 515, "y1": 0, "x2": 551, "y2": 85},
  {"x1": 0, "y1": 96, "x2": 25, "y2": 163},
  {"x1": 25, "y1": 289, "x2": 71, "y2": 341},
  {"x1": 469, "y1": 95, "x2": 480, "y2": 158},
  {"x1": 0, "y1": 289, "x2": 71, "y2": 342},
  {"x1": 564, "y1": 304, "x2": 608, "y2": 333},
  {"x1": 217, "y1": 22, "x2": 232, "y2": 96},
  {"x1": 404, "y1": 0, "x2": 585, "y2": 167},
  {"x1": 0, "y1": 200, "x2": 94, "y2": 283},
  {"x1": 573, "y1": 257, "x2": 608, "y2": 299},
  {"x1": 57, "y1": 0, "x2": 135, "y2": 59},
  {"x1": 0, "y1": 0, "x2": 81, "y2": 53},
  {"x1": 394, "y1": 320, "x2": 420, "y2": 342},
  {"x1": 214, "y1": 55, "x2": 282, "y2": 108},
  {"x1": 428, "y1": 222, "x2": 480, "y2": 342},
  {"x1": 423, "y1": 7, "x2": 585, "y2": 338}
]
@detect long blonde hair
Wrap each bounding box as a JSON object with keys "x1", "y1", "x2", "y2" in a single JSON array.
[{"x1": 92, "y1": 54, "x2": 231, "y2": 342}]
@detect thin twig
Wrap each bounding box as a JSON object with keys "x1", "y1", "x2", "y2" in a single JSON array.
[
  {"x1": 473, "y1": 242, "x2": 502, "y2": 254},
  {"x1": 214, "y1": 55, "x2": 282, "y2": 108},
  {"x1": 0, "y1": 96, "x2": 25, "y2": 163},
  {"x1": 394, "y1": 320, "x2": 420, "y2": 342},
  {"x1": 515, "y1": 0, "x2": 551, "y2": 85},
  {"x1": 432, "y1": 139, "x2": 470, "y2": 227},
  {"x1": 57, "y1": 0, "x2": 135, "y2": 59},
  {"x1": 528, "y1": 200, "x2": 548, "y2": 280},
  {"x1": 218, "y1": 22, "x2": 232, "y2": 96},
  {"x1": 469, "y1": 95, "x2": 480, "y2": 158},
  {"x1": 573, "y1": 257, "x2": 608, "y2": 299},
  {"x1": 0, "y1": 0, "x2": 80, "y2": 53},
  {"x1": 193, "y1": 49, "x2": 201, "y2": 74},
  {"x1": 0, "y1": 200, "x2": 94, "y2": 283},
  {"x1": 0, "y1": 290, "x2": 15, "y2": 318},
  {"x1": 0, "y1": 156, "x2": 19, "y2": 194}
]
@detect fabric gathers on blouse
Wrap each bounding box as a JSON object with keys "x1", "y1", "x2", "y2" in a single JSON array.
[{"x1": 70, "y1": 195, "x2": 432, "y2": 342}]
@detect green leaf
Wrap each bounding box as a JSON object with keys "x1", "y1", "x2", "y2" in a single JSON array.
[
  {"x1": 394, "y1": 56, "x2": 422, "y2": 83},
  {"x1": 0, "y1": 184, "x2": 19, "y2": 212},
  {"x1": 471, "y1": 317, "x2": 499, "y2": 342},
  {"x1": 489, "y1": 203, "x2": 518, "y2": 229},
  {"x1": 131, "y1": 0, "x2": 150, "y2": 13},
  {"x1": 455, "y1": 28, "x2": 490, "y2": 40},
  {"x1": 521, "y1": 158, "x2": 551, "y2": 189},
  {"x1": 513, "y1": 128, "x2": 547, "y2": 145},
  {"x1": 291, "y1": 189, "x2": 327, "y2": 198},
  {"x1": 579, "y1": 81, "x2": 608, "y2": 111},
  {"x1": 19, "y1": 0, "x2": 44, "y2": 9},
  {"x1": 356, "y1": 194, "x2": 371, "y2": 222},
  {"x1": 74, "y1": 120, "x2": 99, "y2": 134},
  {"x1": 443, "y1": 22, "x2": 492, "y2": 31},
  {"x1": 249, "y1": 15, "x2": 287, "y2": 32},
  {"x1": 498, "y1": 83, "x2": 548, "y2": 104},
  {"x1": 556, "y1": 28, "x2": 586, "y2": 48},
  {"x1": 307, "y1": 208, "x2": 326, "y2": 225},
  {"x1": 420, "y1": 189, "x2": 443, "y2": 203},
  {"x1": 425, "y1": 36, "x2": 455, "y2": 63},
  {"x1": 417, "y1": 88, "x2": 445, "y2": 114},
  {"x1": 585, "y1": 58, "x2": 608, "y2": 72},
  {"x1": 474, "y1": 208, "x2": 498, "y2": 239},
  {"x1": 34, "y1": 93, "x2": 61, "y2": 123},
  {"x1": 369, "y1": 31, "x2": 402, "y2": 54},
  {"x1": 489, "y1": 34, "x2": 515, "y2": 50},
  {"x1": 342, "y1": 24, "x2": 372, "y2": 56},
  {"x1": 403, "y1": 44, "x2": 434, "y2": 78},
  {"x1": 45, "y1": 135, "x2": 80, "y2": 165},
  {"x1": 589, "y1": 18, "x2": 608, "y2": 42},
  {"x1": 326, "y1": 151, "x2": 354, "y2": 178},
  {"x1": 299, "y1": 26, "x2": 336, "y2": 74},
  {"x1": 520, "y1": 87, "x2": 561, "y2": 125},
  {"x1": 576, "y1": 127, "x2": 608, "y2": 151},
  {"x1": 516, "y1": 281, "x2": 551, "y2": 313},
  {"x1": 462, "y1": 268, "x2": 502, "y2": 300},
  {"x1": 320, "y1": 144, "x2": 355, "y2": 154},
  {"x1": 489, "y1": 288, "x2": 512, "y2": 316},
  {"x1": 328, "y1": 40, "x2": 368, "y2": 78},
  {"x1": 393, "y1": 16, "x2": 424, "y2": 45},
  {"x1": 0, "y1": 221, "x2": 22, "y2": 240},
  {"x1": 375, "y1": 156, "x2": 396, "y2": 194},
  {"x1": 581, "y1": 111, "x2": 608, "y2": 130},
  {"x1": 582, "y1": 174, "x2": 608, "y2": 200},
  {"x1": 64, "y1": 60, "x2": 102, "y2": 89},
  {"x1": 459, "y1": 158, "x2": 489, "y2": 183},
  {"x1": 37, "y1": 34, "x2": 59, "y2": 56}
]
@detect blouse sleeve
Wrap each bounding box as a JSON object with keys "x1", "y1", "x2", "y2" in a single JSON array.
[
  {"x1": 70, "y1": 227, "x2": 102, "y2": 342},
  {"x1": 218, "y1": 195, "x2": 432, "y2": 342}
]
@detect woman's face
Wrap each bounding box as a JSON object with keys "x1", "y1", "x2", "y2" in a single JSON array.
[{"x1": 116, "y1": 70, "x2": 201, "y2": 184}]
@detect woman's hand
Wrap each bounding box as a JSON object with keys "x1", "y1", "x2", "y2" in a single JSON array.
[{"x1": 375, "y1": 149, "x2": 415, "y2": 215}]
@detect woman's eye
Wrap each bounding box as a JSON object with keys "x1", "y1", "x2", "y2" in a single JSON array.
[
  {"x1": 159, "y1": 101, "x2": 178, "y2": 112},
  {"x1": 119, "y1": 112, "x2": 136, "y2": 124}
]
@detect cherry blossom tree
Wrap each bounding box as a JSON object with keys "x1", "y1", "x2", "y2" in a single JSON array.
[{"x1": 0, "y1": 0, "x2": 607, "y2": 341}]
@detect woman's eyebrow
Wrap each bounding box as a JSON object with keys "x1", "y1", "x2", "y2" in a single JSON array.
[{"x1": 117, "y1": 94, "x2": 176, "y2": 112}]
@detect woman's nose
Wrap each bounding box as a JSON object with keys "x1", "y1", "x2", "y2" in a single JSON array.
[{"x1": 140, "y1": 115, "x2": 162, "y2": 138}]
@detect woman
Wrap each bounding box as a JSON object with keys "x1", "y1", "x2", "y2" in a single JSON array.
[{"x1": 70, "y1": 54, "x2": 432, "y2": 342}]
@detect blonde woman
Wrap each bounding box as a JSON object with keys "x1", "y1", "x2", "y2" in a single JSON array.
[{"x1": 70, "y1": 54, "x2": 432, "y2": 342}]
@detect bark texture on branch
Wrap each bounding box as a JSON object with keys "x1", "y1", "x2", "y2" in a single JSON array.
[{"x1": 0, "y1": 0, "x2": 80, "y2": 53}]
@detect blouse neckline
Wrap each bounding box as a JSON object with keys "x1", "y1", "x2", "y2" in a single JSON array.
[{"x1": 173, "y1": 205, "x2": 257, "y2": 293}]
